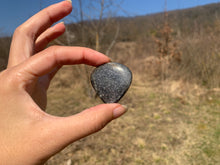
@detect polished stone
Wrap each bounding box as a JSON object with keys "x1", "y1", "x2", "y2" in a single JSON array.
[{"x1": 91, "y1": 62, "x2": 132, "y2": 103}]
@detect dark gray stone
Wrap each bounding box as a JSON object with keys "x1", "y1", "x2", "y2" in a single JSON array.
[{"x1": 91, "y1": 62, "x2": 132, "y2": 103}]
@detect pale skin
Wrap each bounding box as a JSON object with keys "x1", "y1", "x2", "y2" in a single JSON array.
[{"x1": 0, "y1": 1, "x2": 127, "y2": 165}]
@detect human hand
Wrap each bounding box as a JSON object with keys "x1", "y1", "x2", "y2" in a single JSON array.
[{"x1": 0, "y1": 1, "x2": 127, "y2": 165}]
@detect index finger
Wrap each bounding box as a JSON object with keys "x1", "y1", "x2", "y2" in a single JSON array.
[{"x1": 18, "y1": 46, "x2": 111, "y2": 80}]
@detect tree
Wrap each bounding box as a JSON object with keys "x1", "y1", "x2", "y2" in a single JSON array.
[
  {"x1": 61, "y1": 0, "x2": 122, "y2": 52},
  {"x1": 52, "y1": 0, "x2": 123, "y2": 96},
  {"x1": 0, "y1": 36, "x2": 11, "y2": 71}
]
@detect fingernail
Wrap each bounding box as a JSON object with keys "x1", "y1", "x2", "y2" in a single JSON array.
[
  {"x1": 66, "y1": 0, "x2": 72, "y2": 3},
  {"x1": 113, "y1": 105, "x2": 128, "y2": 119},
  {"x1": 60, "y1": 21, "x2": 65, "y2": 25}
]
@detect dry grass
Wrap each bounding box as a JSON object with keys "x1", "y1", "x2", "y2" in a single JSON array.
[
  {"x1": 45, "y1": 43, "x2": 220, "y2": 164},
  {"x1": 178, "y1": 34, "x2": 220, "y2": 88}
]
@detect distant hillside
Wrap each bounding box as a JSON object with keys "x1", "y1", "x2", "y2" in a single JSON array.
[
  {"x1": 117, "y1": 2, "x2": 220, "y2": 41},
  {"x1": 37, "y1": 2, "x2": 218, "y2": 49},
  {"x1": 0, "y1": 37, "x2": 10, "y2": 70},
  {"x1": 1, "y1": 2, "x2": 220, "y2": 79},
  {"x1": 1, "y1": 2, "x2": 220, "y2": 50}
]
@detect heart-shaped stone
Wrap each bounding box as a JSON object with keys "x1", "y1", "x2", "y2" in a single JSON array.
[{"x1": 91, "y1": 62, "x2": 132, "y2": 103}]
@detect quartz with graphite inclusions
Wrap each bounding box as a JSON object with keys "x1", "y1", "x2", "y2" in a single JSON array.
[{"x1": 91, "y1": 62, "x2": 132, "y2": 103}]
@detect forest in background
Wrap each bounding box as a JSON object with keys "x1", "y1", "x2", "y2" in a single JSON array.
[{"x1": 1, "y1": 2, "x2": 220, "y2": 87}]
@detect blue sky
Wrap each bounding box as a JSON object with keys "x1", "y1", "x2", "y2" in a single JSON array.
[{"x1": 0, "y1": 0, "x2": 220, "y2": 36}]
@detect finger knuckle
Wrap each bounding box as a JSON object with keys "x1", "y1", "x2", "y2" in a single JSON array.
[
  {"x1": 83, "y1": 109, "x2": 110, "y2": 133},
  {"x1": 47, "y1": 45, "x2": 58, "y2": 51},
  {"x1": 14, "y1": 25, "x2": 26, "y2": 37},
  {"x1": 13, "y1": 23, "x2": 34, "y2": 40},
  {"x1": 2, "y1": 69, "x2": 24, "y2": 90},
  {"x1": 47, "y1": 45, "x2": 60, "y2": 64},
  {"x1": 13, "y1": 25, "x2": 22, "y2": 35},
  {"x1": 0, "y1": 70, "x2": 16, "y2": 92}
]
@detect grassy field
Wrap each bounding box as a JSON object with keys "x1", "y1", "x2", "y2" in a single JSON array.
[{"x1": 45, "y1": 43, "x2": 220, "y2": 165}]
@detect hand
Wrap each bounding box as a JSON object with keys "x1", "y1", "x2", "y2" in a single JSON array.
[{"x1": 0, "y1": 1, "x2": 127, "y2": 165}]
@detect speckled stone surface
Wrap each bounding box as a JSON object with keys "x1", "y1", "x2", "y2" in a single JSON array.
[{"x1": 91, "y1": 62, "x2": 132, "y2": 103}]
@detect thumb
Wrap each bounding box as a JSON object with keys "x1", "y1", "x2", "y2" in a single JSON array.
[{"x1": 45, "y1": 104, "x2": 127, "y2": 153}]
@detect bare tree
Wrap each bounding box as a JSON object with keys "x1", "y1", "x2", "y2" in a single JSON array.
[
  {"x1": 49, "y1": 0, "x2": 123, "y2": 96},
  {"x1": 105, "y1": 23, "x2": 120, "y2": 56},
  {"x1": 78, "y1": 0, "x2": 85, "y2": 45},
  {"x1": 75, "y1": 0, "x2": 123, "y2": 52},
  {"x1": 0, "y1": 35, "x2": 11, "y2": 71}
]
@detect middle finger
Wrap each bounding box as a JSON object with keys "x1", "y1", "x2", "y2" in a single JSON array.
[{"x1": 34, "y1": 22, "x2": 66, "y2": 53}]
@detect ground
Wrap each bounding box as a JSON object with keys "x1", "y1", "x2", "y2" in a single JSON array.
[{"x1": 45, "y1": 56, "x2": 220, "y2": 165}]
